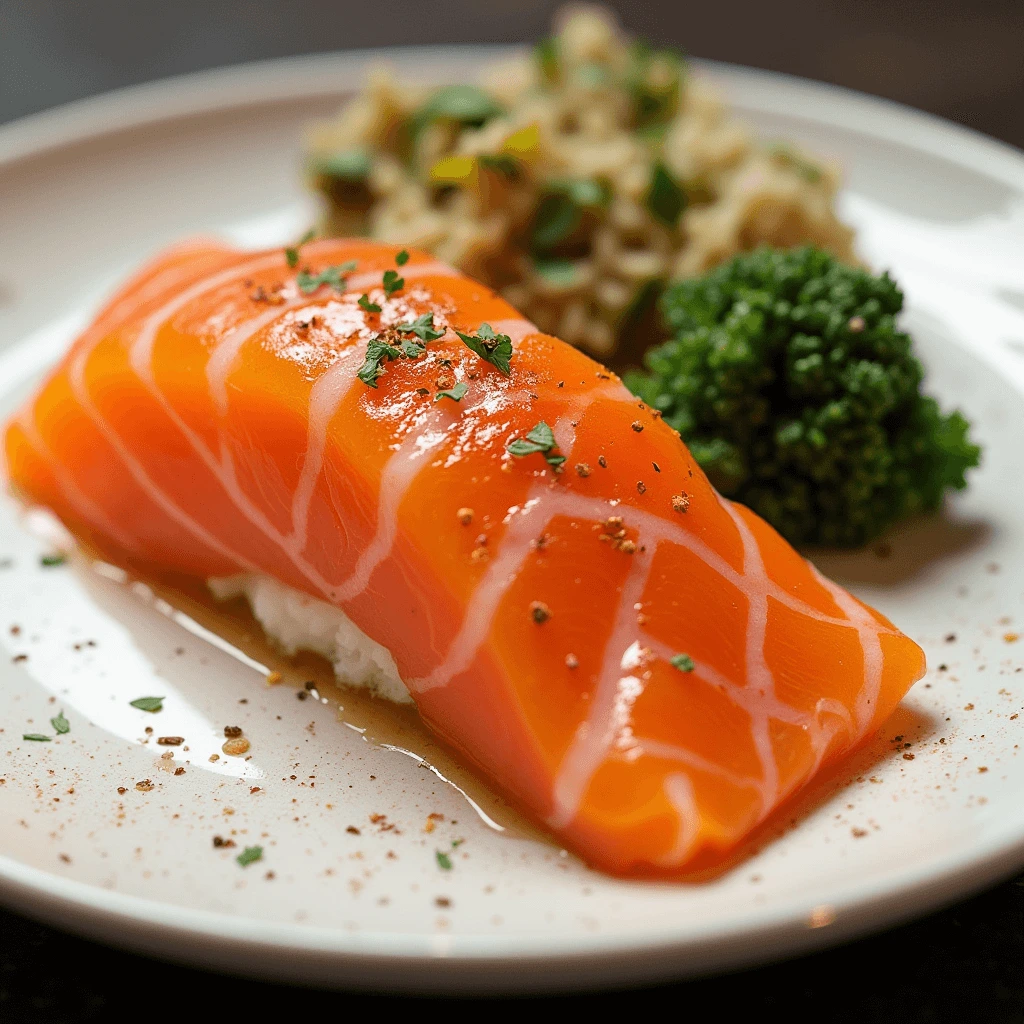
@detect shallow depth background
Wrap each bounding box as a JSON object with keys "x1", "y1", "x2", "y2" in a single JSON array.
[
  {"x1": 0, "y1": 0, "x2": 1022, "y2": 1020},
  {"x1": 1, "y1": 0, "x2": 1023, "y2": 149}
]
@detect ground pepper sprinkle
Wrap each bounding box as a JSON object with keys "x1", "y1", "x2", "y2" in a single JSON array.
[
  {"x1": 631, "y1": 421, "x2": 644, "y2": 433},
  {"x1": 222, "y1": 736, "x2": 251, "y2": 756},
  {"x1": 157, "y1": 736, "x2": 183, "y2": 746},
  {"x1": 637, "y1": 481, "x2": 646, "y2": 495},
  {"x1": 598, "y1": 455, "x2": 607, "y2": 468},
  {"x1": 575, "y1": 463, "x2": 591, "y2": 477},
  {"x1": 457, "y1": 507, "x2": 474, "y2": 525},
  {"x1": 671, "y1": 493, "x2": 690, "y2": 513},
  {"x1": 530, "y1": 601, "x2": 551, "y2": 624},
  {"x1": 224, "y1": 725, "x2": 243, "y2": 738}
]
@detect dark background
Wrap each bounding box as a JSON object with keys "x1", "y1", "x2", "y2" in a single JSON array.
[{"x1": 1, "y1": 1, "x2": 1022, "y2": 1019}]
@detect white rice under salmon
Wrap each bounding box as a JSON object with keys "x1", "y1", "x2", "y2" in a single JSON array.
[{"x1": 209, "y1": 574, "x2": 412, "y2": 704}]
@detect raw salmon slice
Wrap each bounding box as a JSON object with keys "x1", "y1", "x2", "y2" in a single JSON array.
[{"x1": 4, "y1": 239, "x2": 925, "y2": 876}]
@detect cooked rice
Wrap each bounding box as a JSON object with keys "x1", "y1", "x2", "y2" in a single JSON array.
[{"x1": 306, "y1": 4, "x2": 855, "y2": 359}]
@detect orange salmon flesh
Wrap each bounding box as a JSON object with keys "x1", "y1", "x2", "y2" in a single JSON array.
[{"x1": 4, "y1": 239, "x2": 926, "y2": 876}]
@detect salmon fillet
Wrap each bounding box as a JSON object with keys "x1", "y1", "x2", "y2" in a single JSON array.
[{"x1": 4, "y1": 239, "x2": 926, "y2": 876}]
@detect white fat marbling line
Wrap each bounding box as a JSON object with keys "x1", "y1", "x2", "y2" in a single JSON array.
[
  {"x1": 809, "y1": 564, "x2": 886, "y2": 734},
  {"x1": 129, "y1": 253, "x2": 282, "y2": 388},
  {"x1": 635, "y1": 738, "x2": 764, "y2": 792},
  {"x1": 13, "y1": 408, "x2": 143, "y2": 555},
  {"x1": 551, "y1": 381, "x2": 633, "y2": 458},
  {"x1": 67, "y1": 344, "x2": 253, "y2": 571},
  {"x1": 548, "y1": 543, "x2": 657, "y2": 830},
  {"x1": 333, "y1": 406, "x2": 456, "y2": 603},
  {"x1": 654, "y1": 773, "x2": 701, "y2": 868},
  {"x1": 205, "y1": 260, "x2": 459, "y2": 417},
  {"x1": 721, "y1": 499, "x2": 781, "y2": 809},
  {"x1": 289, "y1": 346, "x2": 366, "y2": 554},
  {"x1": 406, "y1": 485, "x2": 552, "y2": 693}
]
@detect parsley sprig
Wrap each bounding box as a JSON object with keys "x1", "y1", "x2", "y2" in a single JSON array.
[
  {"x1": 284, "y1": 228, "x2": 315, "y2": 269},
  {"x1": 129, "y1": 696, "x2": 164, "y2": 713},
  {"x1": 395, "y1": 312, "x2": 444, "y2": 342},
  {"x1": 357, "y1": 337, "x2": 404, "y2": 388},
  {"x1": 236, "y1": 845, "x2": 263, "y2": 867},
  {"x1": 670, "y1": 653, "x2": 695, "y2": 672},
  {"x1": 297, "y1": 260, "x2": 358, "y2": 295},
  {"x1": 358, "y1": 293, "x2": 382, "y2": 313},
  {"x1": 51, "y1": 710, "x2": 70, "y2": 735},
  {"x1": 507, "y1": 421, "x2": 565, "y2": 468},
  {"x1": 455, "y1": 323, "x2": 513, "y2": 376},
  {"x1": 382, "y1": 269, "x2": 404, "y2": 297},
  {"x1": 435, "y1": 382, "x2": 468, "y2": 403}
]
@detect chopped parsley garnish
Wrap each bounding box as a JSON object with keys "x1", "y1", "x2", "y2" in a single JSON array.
[
  {"x1": 401, "y1": 339, "x2": 425, "y2": 359},
  {"x1": 507, "y1": 421, "x2": 565, "y2": 468},
  {"x1": 236, "y1": 845, "x2": 263, "y2": 867},
  {"x1": 310, "y1": 147, "x2": 371, "y2": 183},
  {"x1": 532, "y1": 258, "x2": 577, "y2": 287},
  {"x1": 395, "y1": 249, "x2": 410, "y2": 266},
  {"x1": 435, "y1": 850, "x2": 453, "y2": 870},
  {"x1": 534, "y1": 36, "x2": 559, "y2": 86},
  {"x1": 532, "y1": 177, "x2": 609, "y2": 251},
  {"x1": 357, "y1": 337, "x2": 403, "y2": 388},
  {"x1": 478, "y1": 153, "x2": 521, "y2": 179},
  {"x1": 670, "y1": 653, "x2": 695, "y2": 673},
  {"x1": 768, "y1": 144, "x2": 823, "y2": 183},
  {"x1": 382, "y1": 269, "x2": 404, "y2": 297},
  {"x1": 297, "y1": 260, "x2": 358, "y2": 294},
  {"x1": 455, "y1": 323, "x2": 513, "y2": 376},
  {"x1": 23, "y1": 733, "x2": 51, "y2": 742},
  {"x1": 40, "y1": 554, "x2": 66, "y2": 567},
  {"x1": 358, "y1": 293, "x2": 382, "y2": 313},
  {"x1": 414, "y1": 85, "x2": 504, "y2": 132},
  {"x1": 284, "y1": 228, "x2": 315, "y2": 269},
  {"x1": 50, "y1": 711, "x2": 70, "y2": 735},
  {"x1": 646, "y1": 162, "x2": 686, "y2": 227},
  {"x1": 435, "y1": 382, "x2": 468, "y2": 403},
  {"x1": 129, "y1": 696, "x2": 164, "y2": 713},
  {"x1": 395, "y1": 312, "x2": 444, "y2": 342}
]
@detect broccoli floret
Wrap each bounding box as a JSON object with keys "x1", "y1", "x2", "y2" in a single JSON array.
[{"x1": 625, "y1": 246, "x2": 981, "y2": 547}]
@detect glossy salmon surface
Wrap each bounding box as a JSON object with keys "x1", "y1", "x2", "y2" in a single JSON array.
[{"x1": 4, "y1": 239, "x2": 926, "y2": 876}]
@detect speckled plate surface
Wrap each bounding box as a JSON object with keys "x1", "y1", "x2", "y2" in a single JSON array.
[{"x1": 2, "y1": 49, "x2": 1024, "y2": 994}]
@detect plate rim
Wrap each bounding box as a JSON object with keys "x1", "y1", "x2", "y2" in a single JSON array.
[{"x1": 2, "y1": 45, "x2": 1024, "y2": 990}]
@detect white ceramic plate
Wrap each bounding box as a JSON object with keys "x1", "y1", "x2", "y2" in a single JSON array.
[{"x1": 1, "y1": 48, "x2": 1024, "y2": 994}]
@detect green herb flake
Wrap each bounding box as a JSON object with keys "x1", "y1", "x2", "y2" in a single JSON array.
[
  {"x1": 23, "y1": 733, "x2": 51, "y2": 742},
  {"x1": 358, "y1": 293, "x2": 382, "y2": 313},
  {"x1": 670, "y1": 653, "x2": 695, "y2": 673},
  {"x1": 532, "y1": 258, "x2": 578, "y2": 287},
  {"x1": 284, "y1": 228, "x2": 316, "y2": 269},
  {"x1": 297, "y1": 260, "x2": 358, "y2": 295},
  {"x1": 129, "y1": 696, "x2": 165, "y2": 713},
  {"x1": 401, "y1": 339, "x2": 426, "y2": 359},
  {"x1": 435, "y1": 850, "x2": 453, "y2": 870},
  {"x1": 435, "y1": 382, "x2": 468, "y2": 403},
  {"x1": 50, "y1": 711, "x2": 70, "y2": 735},
  {"x1": 534, "y1": 36, "x2": 559, "y2": 85},
  {"x1": 507, "y1": 421, "x2": 565, "y2": 468},
  {"x1": 310, "y1": 147, "x2": 371, "y2": 183},
  {"x1": 357, "y1": 337, "x2": 404, "y2": 388},
  {"x1": 455, "y1": 323, "x2": 513, "y2": 376},
  {"x1": 395, "y1": 249, "x2": 410, "y2": 266},
  {"x1": 414, "y1": 85, "x2": 504, "y2": 131},
  {"x1": 478, "y1": 154, "x2": 520, "y2": 179},
  {"x1": 395, "y1": 312, "x2": 444, "y2": 342},
  {"x1": 532, "y1": 178, "x2": 609, "y2": 252},
  {"x1": 646, "y1": 162, "x2": 686, "y2": 227},
  {"x1": 236, "y1": 845, "x2": 263, "y2": 868},
  {"x1": 382, "y1": 269, "x2": 404, "y2": 297},
  {"x1": 40, "y1": 554, "x2": 66, "y2": 568},
  {"x1": 768, "y1": 144, "x2": 823, "y2": 183}
]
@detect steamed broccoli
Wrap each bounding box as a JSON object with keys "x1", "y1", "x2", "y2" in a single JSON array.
[{"x1": 625, "y1": 247, "x2": 980, "y2": 547}]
